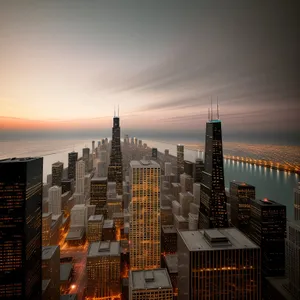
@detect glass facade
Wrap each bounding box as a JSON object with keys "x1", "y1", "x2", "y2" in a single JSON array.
[
  {"x1": 0, "y1": 157, "x2": 43, "y2": 300},
  {"x1": 67, "y1": 151, "x2": 78, "y2": 180}
]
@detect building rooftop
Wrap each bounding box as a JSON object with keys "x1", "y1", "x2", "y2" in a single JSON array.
[
  {"x1": 161, "y1": 206, "x2": 172, "y2": 211},
  {"x1": 179, "y1": 228, "x2": 259, "y2": 252},
  {"x1": 71, "y1": 204, "x2": 86, "y2": 211},
  {"x1": 171, "y1": 183, "x2": 181, "y2": 188},
  {"x1": 265, "y1": 277, "x2": 295, "y2": 300},
  {"x1": 88, "y1": 215, "x2": 104, "y2": 222},
  {"x1": 66, "y1": 227, "x2": 85, "y2": 240},
  {"x1": 164, "y1": 254, "x2": 178, "y2": 273},
  {"x1": 60, "y1": 294, "x2": 77, "y2": 300},
  {"x1": 42, "y1": 246, "x2": 59, "y2": 260},
  {"x1": 130, "y1": 160, "x2": 160, "y2": 168},
  {"x1": 0, "y1": 157, "x2": 41, "y2": 163},
  {"x1": 231, "y1": 181, "x2": 255, "y2": 188},
  {"x1": 130, "y1": 269, "x2": 172, "y2": 291},
  {"x1": 91, "y1": 177, "x2": 107, "y2": 182},
  {"x1": 42, "y1": 212, "x2": 52, "y2": 218},
  {"x1": 112, "y1": 212, "x2": 124, "y2": 219},
  {"x1": 162, "y1": 225, "x2": 177, "y2": 234},
  {"x1": 60, "y1": 263, "x2": 73, "y2": 282},
  {"x1": 88, "y1": 241, "x2": 120, "y2": 257},
  {"x1": 174, "y1": 215, "x2": 187, "y2": 222},
  {"x1": 251, "y1": 198, "x2": 285, "y2": 207},
  {"x1": 103, "y1": 219, "x2": 114, "y2": 229},
  {"x1": 42, "y1": 279, "x2": 51, "y2": 292},
  {"x1": 52, "y1": 161, "x2": 63, "y2": 166},
  {"x1": 52, "y1": 213, "x2": 62, "y2": 221}
]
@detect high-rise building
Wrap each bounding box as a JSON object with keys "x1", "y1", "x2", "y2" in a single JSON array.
[
  {"x1": 68, "y1": 151, "x2": 78, "y2": 180},
  {"x1": 42, "y1": 246, "x2": 60, "y2": 300},
  {"x1": 129, "y1": 159, "x2": 161, "y2": 270},
  {"x1": 82, "y1": 147, "x2": 90, "y2": 173},
  {"x1": 193, "y1": 158, "x2": 204, "y2": 183},
  {"x1": 92, "y1": 140, "x2": 95, "y2": 153},
  {"x1": 48, "y1": 186, "x2": 62, "y2": 215},
  {"x1": 86, "y1": 241, "x2": 121, "y2": 299},
  {"x1": 178, "y1": 228, "x2": 261, "y2": 299},
  {"x1": 87, "y1": 215, "x2": 104, "y2": 242},
  {"x1": 108, "y1": 111, "x2": 123, "y2": 195},
  {"x1": 161, "y1": 225, "x2": 177, "y2": 254},
  {"x1": 230, "y1": 181, "x2": 255, "y2": 232},
  {"x1": 183, "y1": 160, "x2": 194, "y2": 177},
  {"x1": 152, "y1": 148, "x2": 158, "y2": 159},
  {"x1": 249, "y1": 198, "x2": 286, "y2": 277},
  {"x1": 129, "y1": 269, "x2": 173, "y2": 300},
  {"x1": 75, "y1": 160, "x2": 85, "y2": 194},
  {"x1": 294, "y1": 182, "x2": 300, "y2": 220},
  {"x1": 0, "y1": 157, "x2": 43, "y2": 299},
  {"x1": 177, "y1": 144, "x2": 184, "y2": 177},
  {"x1": 285, "y1": 220, "x2": 300, "y2": 299},
  {"x1": 52, "y1": 161, "x2": 63, "y2": 187},
  {"x1": 198, "y1": 115, "x2": 228, "y2": 229},
  {"x1": 90, "y1": 177, "x2": 108, "y2": 216}
]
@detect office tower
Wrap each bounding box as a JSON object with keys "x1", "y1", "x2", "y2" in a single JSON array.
[
  {"x1": 102, "y1": 219, "x2": 116, "y2": 241},
  {"x1": 165, "y1": 162, "x2": 172, "y2": 176},
  {"x1": 177, "y1": 144, "x2": 184, "y2": 176},
  {"x1": 48, "y1": 186, "x2": 62, "y2": 215},
  {"x1": 138, "y1": 139, "x2": 142, "y2": 147},
  {"x1": 165, "y1": 149, "x2": 169, "y2": 156},
  {"x1": 68, "y1": 151, "x2": 78, "y2": 180},
  {"x1": 42, "y1": 246, "x2": 60, "y2": 300},
  {"x1": 193, "y1": 158, "x2": 204, "y2": 183},
  {"x1": 152, "y1": 147, "x2": 158, "y2": 159},
  {"x1": 97, "y1": 161, "x2": 107, "y2": 177},
  {"x1": 87, "y1": 215, "x2": 104, "y2": 242},
  {"x1": 52, "y1": 161, "x2": 63, "y2": 187},
  {"x1": 42, "y1": 213, "x2": 52, "y2": 246},
  {"x1": 161, "y1": 205, "x2": 173, "y2": 225},
  {"x1": 0, "y1": 157, "x2": 43, "y2": 299},
  {"x1": 183, "y1": 160, "x2": 194, "y2": 177},
  {"x1": 75, "y1": 160, "x2": 85, "y2": 194},
  {"x1": 61, "y1": 178, "x2": 74, "y2": 194},
  {"x1": 162, "y1": 254, "x2": 178, "y2": 300},
  {"x1": 86, "y1": 241, "x2": 121, "y2": 299},
  {"x1": 230, "y1": 182, "x2": 255, "y2": 233},
  {"x1": 249, "y1": 198, "x2": 286, "y2": 277},
  {"x1": 82, "y1": 147, "x2": 90, "y2": 173},
  {"x1": 178, "y1": 228, "x2": 261, "y2": 299},
  {"x1": 180, "y1": 173, "x2": 194, "y2": 193},
  {"x1": 90, "y1": 177, "x2": 108, "y2": 216},
  {"x1": 108, "y1": 110, "x2": 123, "y2": 195},
  {"x1": 285, "y1": 221, "x2": 300, "y2": 299},
  {"x1": 134, "y1": 137, "x2": 138, "y2": 146},
  {"x1": 92, "y1": 140, "x2": 95, "y2": 153},
  {"x1": 131, "y1": 137, "x2": 134, "y2": 145},
  {"x1": 84, "y1": 173, "x2": 92, "y2": 199},
  {"x1": 70, "y1": 204, "x2": 86, "y2": 227},
  {"x1": 129, "y1": 269, "x2": 173, "y2": 300},
  {"x1": 198, "y1": 113, "x2": 228, "y2": 229},
  {"x1": 161, "y1": 225, "x2": 177, "y2": 254},
  {"x1": 129, "y1": 160, "x2": 161, "y2": 270},
  {"x1": 294, "y1": 182, "x2": 300, "y2": 220},
  {"x1": 179, "y1": 192, "x2": 194, "y2": 218},
  {"x1": 100, "y1": 150, "x2": 107, "y2": 163}
]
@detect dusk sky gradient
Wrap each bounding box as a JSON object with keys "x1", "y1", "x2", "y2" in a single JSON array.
[{"x1": 0, "y1": 1, "x2": 299, "y2": 144}]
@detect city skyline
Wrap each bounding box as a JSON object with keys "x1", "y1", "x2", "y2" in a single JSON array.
[{"x1": 0, "y1": 1, "x2": 299, "y2": 145}]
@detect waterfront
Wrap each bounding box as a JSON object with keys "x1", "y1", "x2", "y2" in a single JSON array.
[{"x1": 0, "y1": 138, "x2": 298, "y2": 218}]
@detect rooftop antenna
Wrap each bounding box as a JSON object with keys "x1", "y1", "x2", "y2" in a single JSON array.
[
  {"x1": 114, "y1": 105, "x2": 116, "y2": 117},
  {"x1": 118, "y1": 104, "x2": 119, "y2": 117},
  {"x1": 210, "y1": 96, "x2": 213, "y2": 120},
  {"x1": 208, "y1": 107, "x2": 210, "y2": 121},
  {"x1": 217, "y1": 96, "x2": 220, "y2": 119}
]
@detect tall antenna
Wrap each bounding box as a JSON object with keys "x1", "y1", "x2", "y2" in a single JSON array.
[
  {"x1": 210, "y1": 96, "x2": 213, "y2": 120},
  {"x1": 217, "y1": 96, "x2": 220, "y2": 119},
  {"x1": 118, "y1": 104, "x2": 119, "y2": 117},
  {"x1": 114, "y1": 105, "x2": 116, "y2": 117},
  {"x1": 208, "y1": 108, "x2": 210, "y2": 121}
]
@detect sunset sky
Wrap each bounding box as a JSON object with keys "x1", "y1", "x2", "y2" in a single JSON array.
[{"x1": 0, "y1": 1, "x2": 299, "y2": 144}]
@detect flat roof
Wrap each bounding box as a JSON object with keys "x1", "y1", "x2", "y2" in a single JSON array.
[
  {"x1": 60, "y1": 294, "x2": 77, "y2": 300},
  {"x1": 130, "y1": 269, "x2": 172, "y2": 291},
  {"x1": 71, "y1": 204, "x2": 86, "y2": 211},
  {"x1": 52, "y1": 161, "x2": 63, "y2": 166},
  {"x1": 251, "y1": 198, "x2": 285, "y2": 207},
  {"x1": 265, "y1": 277, "x2": 294, "y2": 300},
  {"x1": 174, "y1": 215, "x2": 187, "y2": 222},
  {"x1": 66, "y1": 227, "x2": 85, "y2": 240},
  {"x1": 43, "y1": 212, "x2": 52, "y2": 218},
  {"x1": 42, "y1": 246, "x2": 59, "y2": 260},
  {"x1": 161, "y1": 206, "x2": 172, "y2": 211},
  {"x1": 112, "y1": 212, "x2": 124, "y2": 219},
  {"x1": 162, "y1": 225, "x2": 177, "y2": 234},
  {"x1": 171, "y1": 183, "x2": 181, "y2": 188},
  {"x1": 88, "y1": 215, "x2": 104, "y2": 222},
  {"x1": 88, "y1": 241, "x2": 120, "y2": 257},
  {"x1": 179, "y1": 228, "x2": 259, "y2": 252},
  {"x1": 103, "y1": 219, "x2": 114, "y2": 228},
  {"x1": 0, "y1": 157, "x2": 41, "y2": 163},
  {"x1": 60, "y1": 263, "x2": 73, "y2": 281},
  {"x1": 164, "y1": 254, "x2": 178, "y2": 273},
  {"x1": 91, "y1": 176, "x2": 107, "y2": 182},
  {"x1": 130, "y1": 160, "x2": 160, "y2": 168},
  {"x1": 231, "y1": 181, "x2": 255, "y2": 188}
]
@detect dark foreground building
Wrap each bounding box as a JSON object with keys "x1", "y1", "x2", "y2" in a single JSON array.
[{"x1": 0, "y1": 157, "x2": 43, "y2": 299}]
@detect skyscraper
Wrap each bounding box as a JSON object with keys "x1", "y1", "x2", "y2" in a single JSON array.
[
  {"x1": 82, "y1": 147, "x2": 90, "y2": 173},
  {"x1": 230, "y1": 181, "x2": 255, "y2": 232},
  {"x1": 198, "y1": 110, "x2": 228, "y2": 229},
  {"x1": 48, "y1": 185, "x2": 62, "y2": 215},
  {"x1": 108, "y1": 109, "x2": 123, "y2": 195},
  {"x1": 68, "y1": 151, "x2": 78, "y2": 180},
  {"x1": 177, "y1": 144, "x2": 184, "y2": 178},
  {"x1": 52, "y1": 161, "x2": 63, "y2": 187},
  {"x1": 90, "y1": 177, "x2": 108, "y2": 216},
  {"x1": 193, "y1": 158, "x2": 204, "y2": 183},
  {"x1": 249, "y1": 198, "x2": 286, "y2": 277},
  {"x1": 294, "y1": 182, "x2": 300, "y2": 220},
  {"x1": 129, "y1": 159, "x2": 161, "y2": 270},
  {"x1": 75, "y1": 160, "x2": 85, "y2": 194},
  {"x1": 0, "y1": 157, "x2": 43, "y2": 299},
  {"x1": 177, "y1": 228, "x2": 261, "y2": 299}
]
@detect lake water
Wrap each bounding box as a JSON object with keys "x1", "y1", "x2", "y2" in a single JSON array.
[{"x1": 0, "y1": 139, "x2": 298, "y2": 219}]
